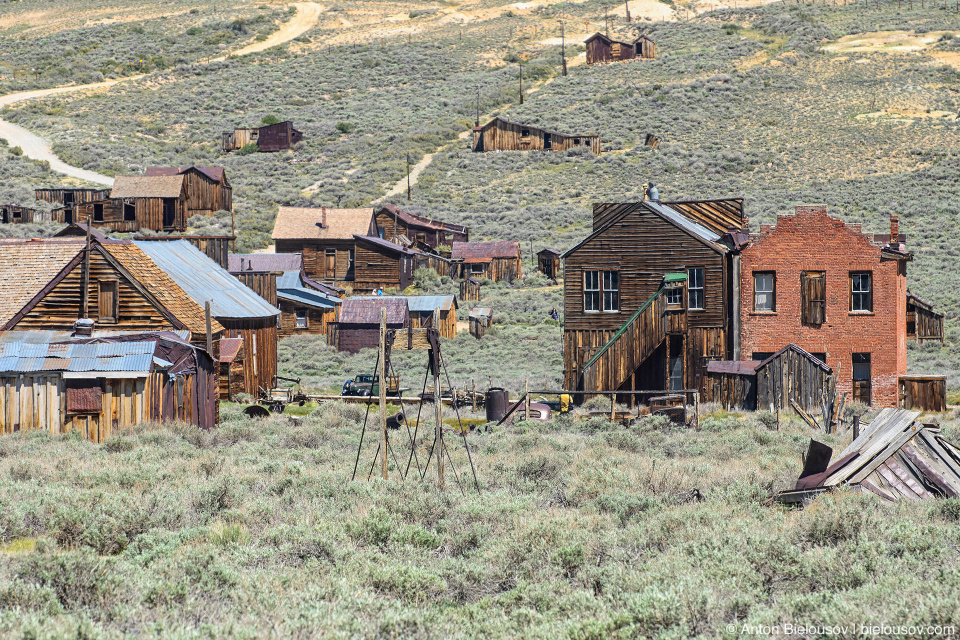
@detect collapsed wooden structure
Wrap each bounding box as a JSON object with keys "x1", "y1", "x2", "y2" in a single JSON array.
[
  {"x1": 374, "y1": 204, "x2": 469, "y2": 249},
  {"x1": 906, "y1": 291, "x2": 944, "y2": 343},
  {"x1": 779, "y1": 409, "x2": 960, "y2": 504},
  {"x1": 222, "y1": 121, "x2": 303, "y2": 152},
  {"x1": 472, "y1": 118, "x2": 601, "y2": 155},
  {"x1": 0, "y1": 330, "x2": 217, "y2": 441},
  {"x1": 584, "y1": 32, "x2": 655, "y2": 64}
]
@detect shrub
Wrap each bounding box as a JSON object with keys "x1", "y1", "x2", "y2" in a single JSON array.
[
  {"x1": 261, "y1": 114, "x2": 280, "y2": 125},
  {"x1": 238, "y1": 142, "x2": 260, "y2": 155},
  {"x1": 15, "y1": 549, "x2": 114, "y2": 609},
  {"x1": 335, "y1": 122, "x2": 355, "y2": 134},
  {"x1": 10, "y1": 146, "x2": 23, "y2": 156}
]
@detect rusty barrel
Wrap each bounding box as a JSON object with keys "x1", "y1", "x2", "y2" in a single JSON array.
[{"x1": 485, "y1": 388, "x2": 510, "y2": 423}]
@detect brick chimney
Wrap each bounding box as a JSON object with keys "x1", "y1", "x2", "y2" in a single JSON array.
[
  {"x1": 890, "y1": 214, "x2": 899, "y2": 243},
  {"x1": 321, "y1": 205, "x2": 327, "y2": 229}
]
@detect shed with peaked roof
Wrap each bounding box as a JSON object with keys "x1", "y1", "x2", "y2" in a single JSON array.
[
  {"x1": 472, "y1": 117, "x2": 601, "y2": 154},
  {"x1": 352, "y1": 234, "x2": 416, "y2": 293},
  {"x1": 108, "y1": 174, "x2": 187, "y2": 232},
  {"x1": 373, "y1": 204, "x2": 469, "y2": 249},
  {"x1": 452, "y1": 241, "x2": 522, "y2": 282},
  {"x1": 222, "y1": 121, "x2": 303, "y2": 152},
  {"x1": 0, "y1": 204, "x2": 43, "y2": 224},
  {"x1": 360, "y1": 295, "x2": 457, "y2": 338},
  {"x1": 144, "y1": 166, "x2": 232, "y2": 217},
  {"x1": 906, "y1": 291, "x2": 943, "y2": 343},
  {"x1": 330, "y1": 297, "x2": 410, "y2": 353},
  {"x1": 537, "y1": 248, "x2": 561, "y2": 280},
  {"x1": 218, "y1": 337, "x2": 245, "y2": 401},
  {"x1": 272, "y1": 206, "x2": 377, "y2": 286},
  {"x1": 469, "y1": 307, "x2": 492, "y2": 339}
]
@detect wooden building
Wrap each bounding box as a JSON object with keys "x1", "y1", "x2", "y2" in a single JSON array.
[
  {"x1": 222, "y1": 121, "x2": 303, "y2": 152},
  {"x1": 452, "y1": 241, "x2": 522, "y2": 282},
  {"x1": 0, "y1": 331, "x2": 218, "y2": 441},
  {"x1": 537, "y1": 248, "x2": 561, "y2": 280},
  {"x1": 906, "y1": 292, "x2": 944, "y2": 343},
  {"x1": 460, "y1": 278, "x2": 482, "y2": 302},
  {"x1": 369, "y1": 295, "x2": 457, "y2": 338},
  {"x1": 563, "y1": 199, "x2": 747, "y2": 398},
  {"x1": 108, "y1": 175, "x2": 188, "y2": 232},
  {"x1": 703, "y1": 344, "x2": 836, "y2": 414},
  {"x1": 35, "y1": 188, "x2": 113, "y2": 226},
  {"x1": 637, "y1": 35, "x2": 656, "y2": 59},
  {"x1": 352, "y1": 235, "x2": 416, "y2": 293},
  {"x1": 144, "y1": 167, "x2": 233, "y2": 217},
  {"x1": 272, "y1": 206, "x2": 377, "y2": 286},
  {"x1": 472, "y1": 118, "x2": 601, "y2": 155},
  {"x1": 374, "y1": 204, "x2": 469, "y2": 249},
  {"x1": 0, "y1": 204, "x2": 42, "y2": 223},
  {"x1": 218, "y1": 337, "x2": 244, "y2": 401},
  {"x1": 898, "y1": 374, "x2": 946, "y2": 412},
  {"x1": 328, "y1": 297, "x2": 409, "y2": 353},
  {"x1": 228, "y1": 253, "x2": 341, "y2": 339},
  {"x1": 469, "y1": 307, "x2": 492, "y2": 339},
  {"x1": 584, "y1": 32, "x2": 655, "y2": 65}
]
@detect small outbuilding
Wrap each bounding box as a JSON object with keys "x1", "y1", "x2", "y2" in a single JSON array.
[
  {"x1": 374, "y1": 204, "x2": 469, "y2": 249},
  {"x1": 452, "y1": 241, "x2": 522, "y2": 283},
  {"x1": 906, "y1": 292, "x2": 944, "y2": 343},
  {"x1": 218, "y1": 337, "x2": 245, "y2": 401},
  {"x1": 537, "y1": 248, "x2": 561, "y2": 280},
  {"x1": 459, "y1": 277, "x2": 482, "y2": 302},
  {"x1": 222, "y1": 121, "x2": 303, "y2": 152},
  {"x1": 584, "y1": 32, "x2": 655, "y2": 65},
  {"x1": 370, "y1": 295, "x2": 457, "y2": 338},
  {"x1": 898, "y1": 374, "x2": 947, "y2": 412},
  {"x1": 472, "y1": 118, "x2": 600, "y2": 155},
  {"x1": 0, "y1": 204, "x2": 42, "y2": 223},
  {"x1": 329, "y1": 297, "x2": 410, "y2": 353},
  {"x1": 469, "y1": 308, "x2": 492, "y2": 339}
]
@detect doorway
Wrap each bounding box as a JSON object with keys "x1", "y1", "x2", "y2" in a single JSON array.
[
  {"x1": 162, "y1": 199, "x2": 176, "y2": 229},
  {"x1": 852, "y1": 353, "x2": 871, "y2": 405}
]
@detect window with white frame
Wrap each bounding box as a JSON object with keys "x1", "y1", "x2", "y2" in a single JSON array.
[
  {"x1": 850, "y1": 272, "x2": 872, "y2": 312},
  {"x1": 602, "y1": 271, "x2": 619, "y2": 312},
  {"x1": 583, "y1": 270, "x2": 619, "y2": 312},
  {"x1": 688, "y1": 268, "x2": 704, "y2": 310},
  {"x1": 583, "y1": 270, "x2": 600, "y2": 312},
  {"x1": 754, "y1": 272, "x2": 775, "y2": 312},
  {"x1": 295, "y1": 309, "x2": 308, "y2": 329}
]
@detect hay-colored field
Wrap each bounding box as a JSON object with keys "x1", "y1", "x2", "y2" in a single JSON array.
[{"x1": 823, "y1": 29, "x2": 957, "y2": 53}]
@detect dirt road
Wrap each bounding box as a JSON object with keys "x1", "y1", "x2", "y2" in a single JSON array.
[{"x1": 216, "y1": 2, "x2": 324, "y2": 60}]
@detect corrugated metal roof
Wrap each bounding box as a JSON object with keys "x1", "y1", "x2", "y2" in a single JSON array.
[
  {"x1": 469, "y1": 307, "x2": 492, "y2": 319},
  {"x1": 218, "y1": 338, "x2": 243, "y2": 364},
  {"x1": 0, "y1": 341, "x2": 156, "y2": 374},
  {"x1": 277, "y1": 288, "x2": 339, "y2": 309},
  {"x1": 339, "y1": 297, "x2": 408, "y2": 324},
  {"x1": 357, "y1": 295, "x2": 455, "y2": 313},
  {"x1": 0, "y1": 329, "x2": 191, "y2": 344},
  {"x1": 135, "y1": 240, "x2": 278, "y2": 319},
  {"x1": 354, "y1": 235, "x2": 413, "y2": 255},
  {"x1": 644, "y1": 201, "x2": 723, "y2": 246}
]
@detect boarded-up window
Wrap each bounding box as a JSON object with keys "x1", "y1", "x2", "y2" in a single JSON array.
[
  {"x1": 611, "y1": 43, "x2": 622, "y2": 57},
  {"x1": 98, "y1": 280, "x2": 119, "y2": 323},
  {"x1": 753, "y1": 272, "x2": 775, "y2": 312},
  {"x1": 66, "y1": 379, "x2": 101, "y2": 413},
  {"x1": 325, "y1": 250, "x2": 336, "y2": 278},
  {"x1": 850, "y1": 271, "x2": 872, "y2": 312},
  {"x1": 801, "y1": 271, "x2": 825, "y2": 325},
  {"x1": 853, "y1": 353, "x2": 871, "y2": 404}
]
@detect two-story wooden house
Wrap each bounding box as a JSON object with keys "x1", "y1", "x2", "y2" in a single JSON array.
[
  {"x1": 373, "y1": 204, "x2": 469, "y2": 249},
  {"x1": 272, "y1": 206, "x2": 377, "y2": 285}
]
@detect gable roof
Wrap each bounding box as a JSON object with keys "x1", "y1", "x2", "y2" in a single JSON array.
[
  {"x1": 339, "y1": 297, "x2": 408, "y2": 324},
  {"x1": 756, "y1": 343, "x2": 832, "y2": 373},
  {"x1": 584, "y1": 31, "x2": 635, "y2": 47},
  {"x1": 228, "y1": 253, "x2": 303, "y2": 272},
  {"x1": 354, "y1": 234, "x2": 413, "y2": 255},
  {"x1": 145, "y1": 166, "x2": 227, "y2": 184},
  {"x1": 53, "y1": 223, "x2": 110, "y2": 242},
  {"x1": 662, "y1": 198, "x2": 745, "y2": 235},
  {"x1": 132, "y1": 240, "x2": 278, "y2": 320},
  {"x1": 110, "y1": 175, "x2": 185, "y2": 199},
  {"x1": 100, "y1": 242, "x2": 226, "y2": 335},
  {"x1": 358, "y1": 295, "x2": 456, "y2": 313},
  {"x1": 271, "y1": 207, "x2": 375, "y2": 241},
  {"x1": 477, "y1": 117, "x2": 599, "y2": 141},
  {"x1": 452, "y1": 241, "x2": 520, "y2": 262},
  {"x1": 376, "y1": 204, "x2": 469, "y2": 235},
  {"x1": 537, "y1": 247, "x2": 561, "y2": 256},
  {"x1": 0, "y1": 340, "x2": 158, "y2": 375},
  {"x1": 0, "y1": 240, "x2": 85, "y2": 327}
]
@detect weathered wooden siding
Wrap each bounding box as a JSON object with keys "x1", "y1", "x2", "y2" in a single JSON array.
[
  {"x1": 460, "y1": 257, "x2": 522, "y2": 283},
  {"x1": 374, "y1": 210, "x2": 467, "y2": 248},
  {"x1": 755, "y1": 350, "x2": 836, "y2": 415},
  {"x1": 0, "y1": 205, "x2": 43, "y2": 223},
  {"x1": 181, "y1": 170, "x2": 232, "y2": 216},
  {"x1": 538, "y1": 254, "x2": 560, "y2": 280},
  {"x1": 278, "y1": 299, "x2": 336, "y2": 338},
  {"x1": 233, "y1": 272, "x2": 279, "y2": 306},
  {"x1": 899, "y1": 376, "x2": 946, "y2": 412},
  {"x1": 279, "y1": 239, "x2": 355, "y2": 283},
  {"x1": 703, "y1": 371, "x2": 757, "y2": 410},
  {"x1": 585, "y1": 37, "x2": 636, "y2": 64},
  {"x1": 222, "y1": 320, "x2": 277, "y2": 396},
  {"x1": 473, "y1": 120, "x2": 601, "y2": 155},
  {"x1": 409, "y1": 309, "x2": 456, "y2": 339},
  {"x1": 460, "y1": 279, "x2": 482, "y2": 301}
]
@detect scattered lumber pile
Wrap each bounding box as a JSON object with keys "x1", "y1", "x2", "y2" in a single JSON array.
[{"x1": 777, "y1": 408, "x2": 960, "y2": 505}]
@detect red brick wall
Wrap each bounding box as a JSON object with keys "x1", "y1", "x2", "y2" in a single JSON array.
[{"x1": 740, "y1": 207, "x2": 907, "y2": 407}]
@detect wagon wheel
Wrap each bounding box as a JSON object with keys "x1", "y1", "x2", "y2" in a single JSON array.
[
  {"x1": 269, "y1": 401, "x2": 286, "y2": 414},
  {"x1": 242, "y1": 405, "x2": 271, "y2": 419}
]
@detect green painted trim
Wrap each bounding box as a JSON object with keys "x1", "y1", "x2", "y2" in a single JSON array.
[{"x1": 581, "y1": 284, "x2": 665, "y2": 373}]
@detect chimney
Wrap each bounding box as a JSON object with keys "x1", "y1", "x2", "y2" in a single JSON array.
[
  {"x1": 890, "y1": 214, "x2": 899, "y2": 244},
  {"x1": 239, "y1": 257, "x2": 244, "y2": 271},
  {"x1": 741, "y1": 215, "x2": 749, "y2": 233},
  {"x1": 321, "y1": 205, "x2": 327, "y2": 229},
  {"x1": 73, "y1": 318, "x2": 94, "y2": 337}
]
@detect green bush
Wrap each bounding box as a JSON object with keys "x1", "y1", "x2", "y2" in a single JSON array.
[{"x1": 238, "y1": 142, "x2": 260, "y2": 155}]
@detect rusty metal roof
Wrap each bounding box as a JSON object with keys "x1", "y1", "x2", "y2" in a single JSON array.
[
  {"x1": 0, "y1": 340, "x2": 156, "y2": 374},
  {"x1": 218, "y1": 338, "x2": 243, "y2": 364},
  {"x1": 376, "y1": 204, "x2": 469, "y2": 235},
  {"x1": 135, "y1": 240, "x2": 278, "y2": 320},
  {"x1": 339, "y1": 297, "x2": 408, "y2": 324},
  {"x1": 357, "y1": 295, "x2": 455, "y2": 313},
  {"x1": 452, "y1": 241, "x2": 520, "y2": 262}
]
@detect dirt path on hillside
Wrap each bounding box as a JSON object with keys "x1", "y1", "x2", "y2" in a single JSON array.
[
  {"x1": 0, "y1": 2, "x2": 324, "y2": 185},
  {"x1": 373, "y1": 152, "x2": 436, "y2": 203}
]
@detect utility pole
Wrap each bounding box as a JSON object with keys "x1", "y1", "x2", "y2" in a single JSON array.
[
  {"x1": 434, "y1": 310, "x2": 444, "y2": 490},
  {"x1": 519, "y1": 61, "x2": 523, "y2": 104},
  {"x1": 406, "y1": 151, "x2": 412, "y2": 201},
  {"x1": 605, "y1": 6, "x2": 610, "y2": 38},
  {"x1": 475, "y1": 85, "x2": 480, "y2": 127},
  {"x1": 379, "y1": 308, "x2": 388, "y2": 480},
  {"x1": 625, "y1": 0, "x2": 632, "y2": 22},
  {"x1": 561, "y1": 21, "x2": 567, "y2": 76},
  {"x1": 81, "y1": 215, "x2": 91, "y2": 319}
]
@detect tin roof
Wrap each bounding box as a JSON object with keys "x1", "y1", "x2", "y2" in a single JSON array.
[
  {"x1": 339, "y1": 297, "x2": 408, "y2": 324},
  {"x1": 452, "y1": 241, "x2": 520, "y2": 262},
  {"x1": 0, "y1": 340, "x2": 157, "y2": 374},
  {"x1": 271, "y1": 206, "x2": 374, "y2": 241},
  {"x1": 228, "y1": 253, "x2": 303, "y2": 272},
  {"x1": 662, "y1": 198, "x2": 745, "y2": 235},
  {"x1": 643, "y1": 201, "x2": 724, "y2": 246},
  {"x1": 357, "y1": 295, "x2": 455, "y2": 313},
  {"x1": 134, "y1": 240, "x2": 278, "y2": 319},
  {"x1": 469, "y1": 307, "x2": 492, "y2": 319},
  {"x1": 478, "y1": 117, "x2": 599, "y2": 141},
  {"x1": 110, "y1": 175, "x2": 185, "y2": 199},
  {"x1": 0, "y1": 329, "x2": 191, "y2": 344},
  {"x1": 277, "y1": 288, "x2": 339, "y2": 309},
  {"x1": 354, "y1": 235, "x2": 414, "y2": 255},
  {"x1": 218, "y1": 337, "x2": 243, "y2": 364}
]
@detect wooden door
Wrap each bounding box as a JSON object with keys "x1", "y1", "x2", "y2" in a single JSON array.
[
  {"x1": 325, "y1": 250, "x2": 337, "y2": 278},
  {"x1": 852, "y1": 353, "x2": 871, "y2": 405}
]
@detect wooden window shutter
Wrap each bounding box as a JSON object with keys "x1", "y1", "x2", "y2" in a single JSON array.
[
  {"x1": 801, "y1": 272, "x2": 825, "y2": 325},
  {"x1": 98, "y1": 280, "x2": 119, "y2": 323}
]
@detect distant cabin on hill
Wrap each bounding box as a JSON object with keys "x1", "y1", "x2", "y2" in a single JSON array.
[
  {"x1": 472, "y1": 118, "x2": 601, "y2": 155},
  {"x1": 222, "y1": 121, "x2": 303, "y2": 152},
  {"x1": 584, "y1": 32, "x2": 655, "y2": 64}
]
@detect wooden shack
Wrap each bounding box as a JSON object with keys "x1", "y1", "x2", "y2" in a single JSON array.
[
  {"x1": 108, "y1": 175, "x2": 187, "y2": 232},
  {"x1": 0, "y1": 204, "x2": 42, "y2": 223},
  {"x1": 272, "y1": 206, "x2": 377, "y2": 286},
  {"x1": 460, "y1": 278, "x2": 482, "y2": 302},
  {"x1": 637, "y1": 35, "x2": 656, "y2": 59},
  {"x1": 352, "y1": 235, "x2": 415, "y2": 293},
  {"x1": 35, "y1": 188, "x2": 113, "y2": 225},
  {"x1": 329, "y1": 297, "x2": 409, "y2": 353},
  {"x1": 374, "y1": 205, "x2": 469, "y2": 249},
  {"x1": 452, "y1": 241, "x2": 522, "y2": 282},
  {"x1": 378, "y1": 295, "x2": 457, "y2": 338},
  {"x1": 703, "y1": 344, "x2": 836, "y2": 414},
  {"x1": 222, "y1": 121, "x2": 303, "y2": 152},
  {"x1": 0, "y1": 332, "x2": 218, "y2": 442},
  {"x1": 907, "y1": 292, "x2": 944, "y2": 343},
  {"x1": 585, "y1": 32, "x2": 637, "y2": 64},
  {"x1": 898, "y1": 375, "x2": 946, "y2": 412},
  {"x1": 537, "y1": 248, "x2": 561, "y2": 280},
  {"x1": 469, "y1": 308, "x2": 492, "y2": 339},
  {"x1": 144, "y1": 167, "x2": 233, "y2": 217},
  {"x1": 472, "y1": 118, "x2": 601, "y2": 155},
  {"x1": 218, "y1": 337, "x2": 245, "y2": 401}
]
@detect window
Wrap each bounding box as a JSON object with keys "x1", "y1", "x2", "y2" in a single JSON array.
[
  {"x1": 583, "y1": 270, "x2": 620, "y2": 312},
  {"x1": 93, "y1": 203, "x2": 104, "y2": 222},
  {"x1": 801, "y1": 271, "x2": 826, "y2": 325},
  {"x1": 98, "y1": 280, "x2": 119, "y2": 323},
  {"x1": 348, "y1": 248, "x2": 355, "y2": 275},
  {"x1": 12, "y1": 208, "x2": 21, "y2": 220},
  {"x1": 810, "y1": 352, "x2": 828, "y2": 365},
  {"x1": 470, "y1": 263, "x2": 485, "y2": 275},
  {"x1": 850, "y1": 272, "x2": 872, "y2": 312},
  {"x1": 521, "y1": 129, "x2": 530, "y2": 136},
  {"x1": 295, "y1": 309, "x2": 308, "y2": 329},
  {"x1": 688, "y1": 268, "x2": 704, "y2": 310},
  {"x1": 602, "y1": 271, "x2": 619, "y2": 312},
  {"x1": 573, "y1": 137, "x2": 581, "y2": 145},
  {"x1": 753, "y1": 272, "x2": 775, "y2": 312},
  {"x1": 123, "y1": 202, "x2": 136, "y2": 222},
  {"x1": 666, "y1": 285, "x2": 683, "y2": 306},
  {"x1": 583, "y1": 270, "x2": 600, "y2": 312},
  {"x1": 852, "y1": 353, "x2": 871, "y2": 404},
  {"x1": 751, "y1": 352, "x2": 774, "y2": 362}
]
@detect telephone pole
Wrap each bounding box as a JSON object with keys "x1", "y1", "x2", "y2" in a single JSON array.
[
  {"x1": 406, "y1": 151, "x2": 412, "y2": 201},
  {"x1": 519, "y1": 61, "x2": 523, "y2": 104},
  {"x1": 561, "y1": 21, "x2": 567, "y2": 76}
]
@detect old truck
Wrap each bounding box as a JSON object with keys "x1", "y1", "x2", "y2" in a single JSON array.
[{"x1": 341, "y1": 373, "x2": 403, "y2": 397}]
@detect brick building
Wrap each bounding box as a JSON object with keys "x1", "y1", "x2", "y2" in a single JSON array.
[{"x1": 739, "y1": 206, "x2": 911, "y2": 407}]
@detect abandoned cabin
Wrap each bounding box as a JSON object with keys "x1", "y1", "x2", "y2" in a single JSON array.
[
  {"x1": 537, "y1": 248, "x2": 561, "y2": 280},
  {"x1": 35, "y1": 188, "x2": 112, "y2": 225},
  {"x1": 460, "y1": 277, "x2": 482, "y2": 302},
  {"x1": 472, "y1": 118, "x2": 601, "y2": 155},
  {"x1": 0, "y1": 237, "x2": 278, "y2": 398},
  {"x1": 100, "y1": 175, "x2": 188, "y2": 232},
  {"x1": 469, "y1": 307, "x2": 493, "y2": 339},
  {"x1": 562, "y1": 198, "x2": 748, "y2": 399},
  {"x1": 367, "y1": 295, "x2": 457, "y2": 338},
  {"x1": 0, "y1": 330, "x2": 218, "y2": 441},
  {"x1": 906, "y1": 291, "x2": 944, "y2": 343},
  {"x1": 374, "y1": 204, "x2": 469, "y2": 249},
  {"x1": 584, "y1": 32, "x2": 655, "y2": 65},
  {"x1": 222, "y1": 121, "x2": 303, "y2": 152},
  {"x1": 143, "y1": 167, "x2": 233, "y2": 218},
  {"x1": 228, "y1": 253, "x2": 342, "y2": 338},
  {"x1": 329, "y1": 297, "x2": 410, "y2": 353},
  {"x1": 218, "y1": 337, "x2": 244, "y2": 401},
  {"x1": 0, "y1": 204, "x2": 41, "y2": 223},
  {"x1": 272, "y1": 206, "x2": 376, "y2": 284},
  {"x1": 739, "y1": 206, "x2": 911, "y2": 407},
  {"x1": 452, "y1": 241, "x2": 522, "y2": 282}
]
